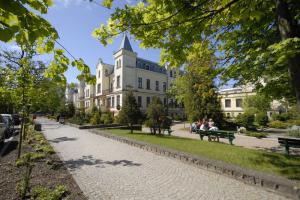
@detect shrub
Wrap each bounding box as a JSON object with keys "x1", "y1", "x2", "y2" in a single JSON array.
[
  {"x1": 31, "y1": 185, "x2": 68, "y2": 200},
  {"x1": 255, "y1": 112, "x2": 269, "y2": 127},
  {"x1": 68, "y1": 115, "x2": 86, "y2": 125},
  {"x1": 90, "y1": 112, "x2": 101, "y2": 125},
  {"x1": 287, "y1": 119, "x2": 300, "y2": 126},
  {"x1": 101, "y1": 113, "x2": 113, "y2": 125},
  {"x1": 235, "y1": 113, "x2": 255, "y2": 128},
  {"x1": 268, "y1": 120, "x2": 290, "y2": 129}
]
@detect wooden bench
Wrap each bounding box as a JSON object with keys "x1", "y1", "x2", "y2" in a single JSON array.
[
  {"x1": 196, "y1": 130, "x2": 235, "y2": 145},
  {"x1": 278, "y1": 137, "x2": 300, "y2": 155}
]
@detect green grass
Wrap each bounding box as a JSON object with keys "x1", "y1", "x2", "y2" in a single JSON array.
[
  {"x1": 245, "y1": 131, "x2": 268, "y2": 138},
  {"x1": 107, "y1": 129, "x2": 300, "y2": 180}
]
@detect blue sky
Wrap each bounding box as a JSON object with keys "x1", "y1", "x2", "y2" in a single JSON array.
[
  {"x1": 41, "y1": 0, "x2": 161, "y2": 83},
  {"x1": 44, "y1": 0, "x2": 161, "y2": 83},
  {"x1": 1, "y1": 0, "x2": 160, "y2": 83}
]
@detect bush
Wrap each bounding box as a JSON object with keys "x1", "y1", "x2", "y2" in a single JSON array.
[
  {"x1": 90, "y1": 112, "x2": 101, "y2": 125},
  {"x1": 68, "y1": 115, "x2": 86, "y2": 125},
  {"x1": 255, "y1": 112, "x2": 269, "y2": 127},
  {"x1": 173, "y1": 114, "x2": 182, "y2": 121},
  {"x1": 235, "y1": 113, "x2": 255, "y2": 128},
  {"x1": 272, "y1": 113, "x2": 294, "y2": 122},
  {"x1": 101, "y1": 113, "x2": 113, "y2": 125},
  {"x1": 31, "y1": 185, "x2": 68, "y2": 200},
  {"x1": 287, "y1": 119, "x2": 300, "y2": 126},
  {"x1": 268, "y1": 120, "x2": 290, "y2": 129}
]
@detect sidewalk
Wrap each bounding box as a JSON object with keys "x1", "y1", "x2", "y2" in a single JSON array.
[{"x1": 39, "y1": 118, "x2": 288, "y2": 200}]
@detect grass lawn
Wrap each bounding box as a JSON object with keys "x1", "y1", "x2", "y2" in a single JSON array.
[{"x1": 107, "y1": 129, "x2": 300, "y2": 180}]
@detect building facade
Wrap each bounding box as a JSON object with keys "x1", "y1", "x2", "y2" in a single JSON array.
[{"x1": 68, "y1": 35, "x2": 184, "y2": 117}]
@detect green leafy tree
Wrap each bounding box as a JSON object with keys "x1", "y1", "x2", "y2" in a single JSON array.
[
  {"x1": 146, "y1": 96, "x2": 168, "y2": 134},
  {"x1": 170, "y1": 42, "x2": 223, "y2": 123},
  {"x1": 243, "y1": 94, "x2": 271, "y2": 114},
  {"x1": 118, "y1": 91, "x2": 141, "y2": 133},
  {"x1": 94, "y1": 0, "x2": 300, "y2": 115}
]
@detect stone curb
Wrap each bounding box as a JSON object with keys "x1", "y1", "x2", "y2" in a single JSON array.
[{"x1": 86, "y1": 128, "x2": 300, "y2": 200}]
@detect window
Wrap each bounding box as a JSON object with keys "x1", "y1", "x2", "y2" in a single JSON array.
[
  {"x1": 112, "y1": 96, "x2": 115, "y2": 107},
  {"x1": 146, "y1": 64, "x2": 150, "y2": 70},
  {"x1": 119, "y1": 59, "x2": 121, "y2": 68},
  {"x1": 138, "y1": 96, "x2": 142, "y2": 107},
  {"x1": 85, "y1": 89, "x2": 89, "y2": 97},
  {"x1": 236, "y1": 99, "x2": 243, "y2": 108},
  {"x1": 117, "y1": 95, "x2": 120, "y2": 106},
  {"x1": 170, "y1": 70, "x2": 173, "y2": 77},
  {"x1": 110, "y1": 83, "x2": 113, "y2": 92},
  {"x1": 117, "y1": 76, "x2": 120, "y2": 88},
  {"x1": 138, "y1": 77, "x2": 143, "y2": 88},
  {"x1": 146, "y1": 79, "x2": 151, "y2": 90},
  {"x1": 116, "y1": 59, "x2": 121, "y2": 68},
  {"x1": 226, "y1": 113, "x2": 231, "y2": 118},
  {"x1": 107, "y1": 97, "x2": 111, "y2": 107},
  {"x1": 98, "y1": 70, "x2": 101, "y2": 78},
  {"x1": 146, "y1": 97, "x2": 151, "y2": 107},
  {"x1": 163, "y1": 82, "x2": 167, "y2": 92},
  {"x1": 163, "y1": 98, "x2": 167, "y2": 105},
  {"x1": 169, "y1": 99, "x2": 174, "y2": 108},
  {"x1": 155, "y1": 81, "x2": 159, "y2": 91},
  {"x1": 97, "y1": 83, "x2": 101, "y2": 94},
  {"x1": 225, "y1": 99, "x2": 231, "y2": 108}
]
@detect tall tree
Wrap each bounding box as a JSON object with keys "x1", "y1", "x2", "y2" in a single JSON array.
[
  {"x1": 170, "y1": 42, "x2": 223, "y2": 123},
  {"x1": 94, "y1": 0, "x2": 300, "y2": 115},
  {"x1": 117, "y1": 91, "x2": 141, "y2": 133}
]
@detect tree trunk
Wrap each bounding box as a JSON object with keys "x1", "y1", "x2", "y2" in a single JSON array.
[{"x1": 276, "y1": 0, "x2": 300, "y2": 116}]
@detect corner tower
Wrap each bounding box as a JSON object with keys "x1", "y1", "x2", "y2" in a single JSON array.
[{"x1": 113, "y1": 34, "x2": 137, "y2": 90}]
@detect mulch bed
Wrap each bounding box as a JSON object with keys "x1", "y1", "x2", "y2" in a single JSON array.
[{"x1": 0, "y1": 137, "x2": 87, "y2": 200}]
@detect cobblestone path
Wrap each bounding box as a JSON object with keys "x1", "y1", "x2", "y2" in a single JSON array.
[{"x1": 40, "y1": 118, "x2": 288, "y2": 200}]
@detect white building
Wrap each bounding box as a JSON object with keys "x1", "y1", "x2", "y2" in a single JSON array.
[{"x1": 69, "y1": 35, "x2": 184, "y2": 117}]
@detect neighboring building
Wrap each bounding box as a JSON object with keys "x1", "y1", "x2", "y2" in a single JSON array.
[
  {"x1": 69, "y1": 35, "x2": 184, "y2": 117},
  {"x1": 218, "y1": 85, "x2": 282, "y2": 118},
  {"x1": 218, "y1": 86, "x2": 256, "y2": 118}
]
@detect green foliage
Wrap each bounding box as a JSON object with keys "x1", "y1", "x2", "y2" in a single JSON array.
[
  {"x1": 31, "y1": 185, "x2": 68, "y2": 200},
  {"x1": 117, "y1": 91, "x2": 142, "y2": 133},
  {"x1": 65, "y1": 103, "x2": 76, "y2": 118},
  {"x1": 235, "y1": 113, "x2": 255, "y2": 128},
  {"x1": 68, "y1": 115, "x2": 86, "y2": 125},
  {"x1": 170, "y1": 42, "x2": 223, "y2": 124},
  {"x1": 243, "y1": 94, "x2": 271, "y2": 114},
  {"x1": 287, "y1": 119, "x2": 300, "y2": 126},
  {"x1": 268, "y1": 120, "x2": 290, "y2": 129},
  {"x1": 33, "y1": 144, "x2": 55, "y2": 155},
  {"x1": 94, "y1": 0, "x2": 300, "y2": 115},
  {"x1": 255, "y1": 112, "x2": 269, "y2": 127},
  {"x1": 90, "y1": 112, "x2": 101, "y2": 125},
  {"x1": 145, "y1": 97, "x2": 170, "y2": 134},
  {"x1": 100, "y1": 113, "x2": 113, "y2": 125}
]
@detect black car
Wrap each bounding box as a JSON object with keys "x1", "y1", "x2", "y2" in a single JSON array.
[
  {"x1": 12, "y1": 114, "x2": 21, "y2": 125},
  {"x1": 1, "y1": 115, "x2": 14, "y2": 139}
]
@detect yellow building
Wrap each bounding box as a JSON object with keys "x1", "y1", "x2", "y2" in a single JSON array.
[{"x1": 218, "y1": 86, "x2": 256, "y2": 118}]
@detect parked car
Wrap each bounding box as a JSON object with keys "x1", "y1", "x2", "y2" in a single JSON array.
[
  {"x1": 1, "y1": 114, "x2": 14, "y2": 139},
  {"x1": 12, "y1": 114, "x2": 21, "y2": 125},
  {"x1": 0, "y1": 115, "x2": 5, "y2": 145}
]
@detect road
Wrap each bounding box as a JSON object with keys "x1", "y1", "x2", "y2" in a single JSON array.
[{"x1": 39, "y1": 118, "x2": 288, "y2": 200}]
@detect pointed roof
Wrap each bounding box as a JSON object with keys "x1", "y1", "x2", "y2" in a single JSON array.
[{"x1": 119, "y1": 34, "x2": 133, "y2": 52}]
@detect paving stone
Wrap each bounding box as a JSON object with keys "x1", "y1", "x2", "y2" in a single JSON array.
[{"x1": 40, "y1": 118, "x2": 289, "y2": 200}]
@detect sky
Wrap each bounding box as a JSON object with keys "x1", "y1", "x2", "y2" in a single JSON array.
[{"x1": 1, "y1": 0, "x2": 161, "y2": 83}]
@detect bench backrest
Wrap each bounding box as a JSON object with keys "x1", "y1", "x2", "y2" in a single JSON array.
[{"x1": 278, "y1": 137, "x2": 300, "y2": 146}]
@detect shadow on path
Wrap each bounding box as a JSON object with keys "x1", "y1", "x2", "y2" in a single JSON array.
[
  {"x1": 49, "y1": 137, "x2": 77, "y2": 143},
  {"x1": 0, "y1": 141, "x2": 18, "y2": 157},
  {"x1": 64, "y1": 155, "x2": 142, "y2": 170}
]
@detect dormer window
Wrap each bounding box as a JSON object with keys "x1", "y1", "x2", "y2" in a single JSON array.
[{"x1": 146, "y1": 64, "x2": 149, "y2": 70}]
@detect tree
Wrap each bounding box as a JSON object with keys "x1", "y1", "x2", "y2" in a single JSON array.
[
  {"x1": 170, "y1": 42, "x2": 223, "y2": 123},
  {"x1": 243, "y1": 94, "x2": 271, "y2": 114},
  {"x1": 118, "y1": 91, "x2": 141, "y2": 133},
  {"x1": 1, "y1": 1, "x2": 96, "y2": 158},
  {"x1": 94, "y1": 0, "x2": 300, "y2": 115},
  {"x1": 146, "y1": 96, "x2": 168, "y2": 134}
]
